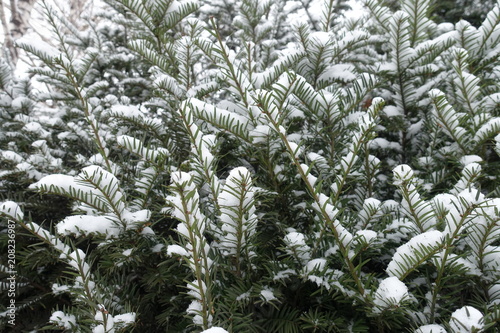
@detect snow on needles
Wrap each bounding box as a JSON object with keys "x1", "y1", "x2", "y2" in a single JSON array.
[
  {"x1": 50, "y1": 311, "x2": 76, "y2": 330},
  {"x1": 57, "y1": 215, "x2": 119, "y2": 238},
  {"x1": 373, "y1": 276, "x2": 411, "y2": 313},
  {"x1": 386, "y1": 230, "x2": 444, "y2": 278},
  {"x1": 449, "y1": 306, "x2": 484, "y2": 332},
  {"x1": 201, "y1": 328, "x2": 229, "y2": 333},
  {"x1": 393, "y1": 164, "x2": 414, "y2": 185},
  {"x1": 0, "y1": 201, "x2": 24, "y2": 220}
]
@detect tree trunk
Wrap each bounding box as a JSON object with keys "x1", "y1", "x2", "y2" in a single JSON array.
[{"x1": 1, "y1": 0, "x2": 37, "y2": 65}]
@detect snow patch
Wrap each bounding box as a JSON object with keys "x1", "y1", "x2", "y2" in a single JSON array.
[
  {"x1": 50, "y1": 311, "x2": 76, "y2": 330},
  {"x1": 373, "y1": 276, "x2": 410, "y2": 312},
  {"x1": 387, "y1": 230, "x2": 443, "y2": 278},
  {"x1": 260, "y1": 288, "x2": 277, "y2": 302},
  {"x1": 449, "y1": 306, "x2": 483, "y2": 333},
  {"x1": 0, "y1": 201, "x2": 24, "y2": 220},
  {"x1": 202, "y1": 328, "x2": 229, "y2": 333},
  {"x1": 56, "y1": 215, "x2": 120, "y2": 238}
]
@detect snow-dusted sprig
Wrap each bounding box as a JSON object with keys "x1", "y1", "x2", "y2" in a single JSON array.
[
  {"x1": 363, "y1": 0, "x2": 392, "y2": 30},
  {"x1": 392, "y1": 164, "x2": 436, "y2": 233},
  {"x1": 30, "y1": 166, "x2": 125, "y2": 221},
  {"x1": 331, "y1": 98, "x2": 384, "y2": 205},
  {"x1": 0, "y1": 201, "x2": 136, "y2": 332},
  {"x1": 372, "y1": 276, "x2": 413, "y2": 314},
  {"x1": 165, "y1": 171, "x2": 214, "y2": 329},
  {"x1": 178, "y1": 100, "x2": 221, "y2": 216},
  {"x1": 32, "y1": 1, "x2": 114, "y2": 173},
  {"x1": 198, "y1": 18, "x2": 254, "y2": 113},
  {"x1": 283, "y1": 230, "x2": 312, "y2": 264},
  {"x1": 232, "y1": 0, "x2": 274, "y2": 46},
  {"x1": 217, "y1": 167, "x2": 258, "y2": 275},
  {"x1": 253, "y1": 50, "x2": 305, "y2": 89},
  {"x1": 287, "y1": 74, "x2": 335, "y2": 122},
  {"x1": 320, "y1": 0, "x2": 342, "y2": 33},
  {"x1": 107, "y1": 103, "x2": 166, "y2": 138},
  {"x1": 257, "y1": 72, "x2": 367, "y2": 297},
  {"x1": 462, "y1": 196, "x2": 500, "y2": 280},
  {"x1": 184, "y1": 98, "x2": 252, "y2": 143},
  {"x1": 387, "y1": 11, "x2": 416, "y2": 117},
  {"x1": 116, "y1": 135, "x2": 168, "y2": 163},
  {"x1": 29, "y1": 165, "x2": 152, "y2": 238},
  {"x1": 116, "y1": 134, "x2": 169, "y2": 210},
  {"x1": 450, "y1": 48, "x2": 481, "y2": 120},
  {"x1": 426, "y1": 188, "x2": 488, "y2": 322},
  {"x1": 339, "y1": 73, "x2": 379, "y2": 115},
  {"x1": 115, "y1": 0, "x2": 200, "y2": 44},
  {"x1": 295, "y1": 26, "x2": 334, "y2": 89},
  {"x1": 401, "y1": 0, "x2": 434, "y2": 47},
  {"x1": 451, "y1": 159, "x2": 482, "y2": 195},
  {"x1": 449, "y1": 306, "x2": 485, "y2": 333},
  {"x1": 428, "y1": 89, "x2": 471, "y2": 154},
  {"x1": 458, "y1": 2, "x2": 500, "y2": 70},
  {"x1": 356, "y1": 198, "x2": 383, "y2": 230},
  {"x1": 175, "y1": 20, "x2": 205, "y2": 92},
  {"x1": 386, "y1": 229, "x2": 443, "y2": 279}
]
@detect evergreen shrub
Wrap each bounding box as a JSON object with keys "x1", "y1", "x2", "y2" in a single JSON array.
[{"x1": 1, "y1": 0, "x2": 500, "y2": 331}]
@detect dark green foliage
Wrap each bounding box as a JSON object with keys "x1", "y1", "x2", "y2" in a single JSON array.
[{"x1": 1, "y1": 0, "x2": 500, "y2": 332}]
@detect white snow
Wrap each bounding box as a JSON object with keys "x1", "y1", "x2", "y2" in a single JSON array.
[
  {"x1": 309, "y1": 31, "x2": 332, "y2": 46},
  {"x1": 151, "y1": 244, "x2": 165, "y2": 253},
  {"x1": 29, "y1": 169, "x2": 120, "y2": 212},
  {"x1": 457, "y1": 188, "x2": 485, "y2": 207},
  {"x1": 110, "y1": 104, "x2": 143, "y2": 119},
  {"x1": 387, "y1": 230, "x2": 443, "y2": 278},
  {"x1": 373, "y1": 276, "x2": 410, "y2": 312},
  {"x1": 218, "y1": 167, "x2": 257, "y2": 254},
  {"x1": 449, "y1": 306, "x2": 484, "y2": 332},
  {"x1": 489, "y1": 284, "x2": 500, "y2": 301},
  {"x1": 288, "y1": 141, "x2": 302, "y2": 158},
  {"x1": 57, "y1": 215, "x2": 119, "y2": 238},
  {"x1": 1, "y1": 150, "x2": 24, "y2": 163},
  {"x1": 11, "y1": 96, "x2": 30, "y2": 110},
  {"x1": 250, "y1": 125, "x2": 271, "y2": 143},
  {"x1": 304, "y1": 258, "x2": 327, "y2": 273},
  {"x1": 201, "y1": 328, "x2": 229, "y2": 333},
  {"x1": 393, "y1": 164, "x2": 414, "y2": 185},
  {"x1": 183, "y1": 98, "x2": 249, "y2": 132},
  {"x1": 166, "y1": 244, "x2": 189, "y2": 257},
  {"x1": 186, "y1": 299, "x2": 212, "y2": 326},
  {"x1": 117, "y1": 135, "x2": 165, "y2": 161},
  {"x1": 383, "y1": 105, "x2": 402, "y2": 117},
  {"x1": 284, "y1": 231, "x2": 311, "y2": 261},
  {"x1": 260, "y1": 288, "x2": 277, "y2": 302},
  {"x1": 273, "y1": 269, "x2": 296, "y2": 281},
  {"x1": 0, "y1": 201, "x2": 24, "y2": 220},
  {"x1": 51, "y1": 283, "x2": 70, "y2": 295},
  {"x1": 475, "y1": 118, "x2": 500, "y2": 143},
  {"x1": 122, "y1": 209, "x2": 151, "y2": 225},
  {"x1": 236, "y1": 291, "x2": 251, "y2": 301},
  {"x1": 496, "y1": 133, "x2": 500, "y2": 154},
  {"x1": 114, "y1": 312, "x2": 136, "y2": 324},
  {"x1": 92, "y1": 324, "x2": 105, "y2": 333},
  {"x1": 355, "y1": 230, "x2": 378, "y2": 243},
  {"x1": 319, "y1": 64, "x2": 356, "y2": 82},
  {"x1": 16, "y1": 35, "x2": 60, "y2": 58},
  {"x1": 49, "y1": 311, "x2": 76, "y2": 330},
  {"x1": 482, "y1": 246, "x2": 500, "y2": 273}
]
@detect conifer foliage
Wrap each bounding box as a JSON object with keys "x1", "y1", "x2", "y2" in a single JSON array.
[{"x1": 1, "y1": 0, "x2": 500, "y2": 332}]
